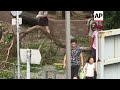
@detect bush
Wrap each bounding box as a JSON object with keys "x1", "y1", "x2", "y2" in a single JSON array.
[
  {"x1": 53, "y1": 63, "x2": 64, "y2": 70},
  {"x1": 75, "y1": 36, "x2": 89, "y2": 47},
  {"x1": 4, "y1": 33, "x2": 13, "y2": 44},
  {"x1": 0, "y1": 71, "x2": 13, "y2": 79}
]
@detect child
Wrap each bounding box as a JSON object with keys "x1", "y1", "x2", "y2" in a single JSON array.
[
  {"x1": 83, "y1": 56, "x2": 96, "y2": 79},
  {"x1": 36, "y1": 11, "x2": 50, "y2": 33}
]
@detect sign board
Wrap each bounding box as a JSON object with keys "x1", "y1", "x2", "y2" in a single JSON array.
[
  {"x1": 20, "y1": 49, "x2": 42, "y2": 64},
  {"x1": 94, "y1": 11, "x2": 103, "y2": 22},
  {"x1": 10, "y1": 11, "x2": 23, "y2": 17},
  {"x1": 12, "y1": 18, "x2": 22, "y2": 25}
]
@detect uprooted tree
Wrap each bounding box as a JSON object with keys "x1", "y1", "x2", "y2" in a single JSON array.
[
  {"x1": 0, "y1": 21, "x2": 90, "y2": 69},
  {"x1": 0, "y1": 21, "x2": 66, "y2": 68}
]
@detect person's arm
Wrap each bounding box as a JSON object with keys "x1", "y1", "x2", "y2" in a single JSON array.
[
  {"x1": 63, "y1": 54, "x2": 66, "y2": 68},
  {"x1": 90, "y1": 32, "x2": 95, "y2": 49},
  {"x1": 86, "y1": 20, "x2": 90, "y2": 35},
  {"x1": 80, "y1": 52, "x2": 84, "y2": 68},
  {"x1": 86, "y1": 19, "x2": 91, "y2": 35},
  {"x1": 90, "y1": 37, "x2": 93, "y2": 49},
  {"x1": 36, "y1": 11, "x2": 42, "y2": 18},
  {"x1": 93, "y1": 63, "x2": 96, "y2": 71}
]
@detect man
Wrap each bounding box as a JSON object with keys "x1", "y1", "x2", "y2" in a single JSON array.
[
  {"x1": 63, "y1": 39, "x2": 84, "y2": 79},
  {"x1": 87, "y1": 12, "x2": 103, "y2": 55},
  {"x1": 90, "y1": 24, "x2": 103, "y2": 62}
]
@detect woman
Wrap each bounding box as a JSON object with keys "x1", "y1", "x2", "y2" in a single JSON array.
[{"x1": 36, "y1": 11, "x2": 50, "y2": 33}]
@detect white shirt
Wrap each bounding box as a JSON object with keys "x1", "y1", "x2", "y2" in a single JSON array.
[
  {"x1": 36, "y1": 11, "x2": 48, "y2": 18},
  {"x1": 84, "y1": 63, "x2": 95, "y2": 77}
]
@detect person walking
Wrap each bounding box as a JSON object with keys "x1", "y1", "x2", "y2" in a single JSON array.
[{"x1": 63, "y1": 39, "x2": 84, "y2": 79}]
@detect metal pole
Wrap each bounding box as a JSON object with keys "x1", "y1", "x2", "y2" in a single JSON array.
[
  {"x1": 96, "y1": 32, "x2": 98, "y2": 71},
  {"x1": 13, "y1": 64, "x2": 16, "y2": 79},
  {"x1": 53, "y1": 71, "x2": 56, "y2": 79},
  {"x1": 16, "y1": 11, "x2": 20, "y2": 79},
  {"x1": 99, "y1": 36, "x2": 104, "y2": 79},
  {"x1": 27, "y1": 49, "x2": 31, "y2": 79},
  {"x1": 45, "y1": 71, "x2": 48, "y2": 79},
  {"x1": 95, "y1": 31, "x2": 99, "y2": 79},
  {"x1": 65, "y1": 11, "x2": 71, "y2": 79}
]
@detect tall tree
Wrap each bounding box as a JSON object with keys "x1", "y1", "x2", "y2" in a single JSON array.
[{"x1": 103, "y1": 11, "x2": 120, "y2": 30}]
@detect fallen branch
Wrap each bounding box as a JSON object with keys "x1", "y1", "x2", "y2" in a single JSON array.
[
  {"x1": 20, "y1": 25, "x2": 65, "y2": 48},
  {"x1": 3, "y1": 37, "x2": 14, "y2": 68}
]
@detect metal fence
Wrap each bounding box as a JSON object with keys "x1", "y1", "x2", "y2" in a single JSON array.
[
  {"x1": 97, "y1": 29, "x2": 120, "y2": 79},
  {"x1": 15, "y1": 64, "x2": 66, "y2": 79},
  {"x1": 0, "y1": 61, "x2": 66, "y2": 79}
]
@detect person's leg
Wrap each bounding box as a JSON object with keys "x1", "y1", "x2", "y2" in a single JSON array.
[
  {"x1": 91, "y1": 47, "x2": 96, "y2": 62},
  {"x1": 45, "y1": 26, "x2": 50, "y2": 33},
  {"x1": 37, "y1": 30, "x2": 41, "y2": 38},
  {"x1": 86, "y1": 77, "x2": 94, "y2": 79},
  {"x1": 85, "y1": 77, "x2": 90, "y2": 79},
  {"x1": 44, "y1": 17, "x2": 50, "y2": 33},
  {"x1": 94, "y1": 49, "x2": 96, "y2": 62},
  {"x1": 73, "y1": 65, "x2": 80, "y2": 79},
  {"x1": 73, "y1": 77, "x2": 77, "y2": 79},
  {"x1": 71, "y1": 66, "x2": 74, "y2": 79},
  {"x1": 0, "y1": 35, "x2": 4, "y2": 43}
]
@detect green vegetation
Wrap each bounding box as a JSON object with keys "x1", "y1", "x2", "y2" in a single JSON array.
[
  {"x1": 0, "y1": 71, "x2": 13, "y2": 79},
  {"x1": 2, "y1": 11, "x2": 120, "y2": 78},
  {"x1": 75, "y1": 36, "x2": 89, "y2": 47},
  {"x1": 24, "y1": 43, "x2": 40, "y2": 49},
  {"x1": 22, "y1": 37, "x2": 62, "y2": 66},
  {"x1": 4, "y1": 33, "x2": 13, "y2": 44},
  {"x1": 103, "y1": 11, "x2": 120, "y2": 30},
  {"x1": 20, "y1": 64, "x2": 41, "y2": 73},
  {"x1": 53, "y1": 63, "x2": 64, "y2": 70}
]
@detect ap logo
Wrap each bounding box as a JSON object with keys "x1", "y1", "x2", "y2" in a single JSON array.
[{"x1": 94, "y1": 11, "x2": 103, "y2": 22}]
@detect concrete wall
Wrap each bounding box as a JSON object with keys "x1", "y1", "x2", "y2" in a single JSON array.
[
  {"x1": 49, "y1": 19, "x2": 88, "y2": 41},
  {"x1": 0, "y1": 11, "x2": 12, "y2": 23}
]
